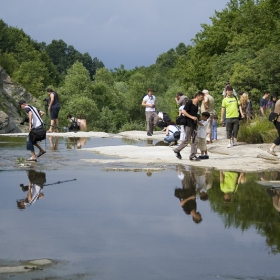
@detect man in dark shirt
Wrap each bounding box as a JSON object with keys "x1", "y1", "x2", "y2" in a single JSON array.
[
  {"x1": 173, "y1": 91, "x2": 205, "y2": 160},
  {"x1": 259, "y1": 90, "x2": 270, "y2": 116}
]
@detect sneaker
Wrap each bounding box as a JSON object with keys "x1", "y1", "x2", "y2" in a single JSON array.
[
  {"x1": 268, "y1": 149, "x2": 277, "y2": 156},
  {"x1": 227, "y1": 143, "x2": 232, "y2": 148},
  {"x1": 232, "y1": 139, "x2": 237, "y2": 146},
  {"x1": 174, "y1": 151, "x2": 182, "y2": 159}
]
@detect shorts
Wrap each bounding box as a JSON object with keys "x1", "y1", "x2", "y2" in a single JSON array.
[
  {"x1": 50, "y1": 107, "x2": 60, "y2": 119},
  {"x1": 197, "y1": 137, "x2": 207, "y2": 152}
]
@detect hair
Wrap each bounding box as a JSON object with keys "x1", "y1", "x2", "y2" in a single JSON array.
[
  {"x1": 270, "y1": 95, "x2": 277, "y2": 101},
  {"x1": 147, "y1": 88, "x2": 154, "y2": 92},
  {"x1": 194, "y1": 91, "x2": 204, "y2": 98},
  {"x1": 201, "y1": 112, "x2": 210, "y2": 118},
  {"x1": 176, "y1": 92, "x2": 183, "y2": 97},
  {"x1": 213, "y1": 114, "x2": 218, "y2": 120},
  {"x1": 182, "y1": 98, "x2": 188, "y2": 105},
  {"x1": 167, "y1": 121, "x2": 176, "y2": 126},
  {"x1": 67, "y1": 114, "x2": 72, "y2": 119},
  {"x1": 240, "y1": 92, "x2": 249, "y2": 107},
  {"x1": 264, "y1": 90, "x2": 270, "y2": 95},
  {"x1": 225, "y1": 85, "x2": 233, "y2": 91}
]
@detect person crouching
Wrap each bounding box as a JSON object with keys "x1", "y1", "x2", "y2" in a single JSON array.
[{"x1": 164, "y1": 121, "x2": 180, "y2": 146}]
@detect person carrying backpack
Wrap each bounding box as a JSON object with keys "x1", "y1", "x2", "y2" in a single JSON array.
[{"x1": 67, "y1": 114, "x2": 80, "y2": 132}]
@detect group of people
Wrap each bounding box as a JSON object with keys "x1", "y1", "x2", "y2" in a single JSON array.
[
  {"x1": 18, "y1": 88, "x2": 81, "y2": 161},
  {"x1": 142, "y1": 84, "x2": 280, "y2": 160}
]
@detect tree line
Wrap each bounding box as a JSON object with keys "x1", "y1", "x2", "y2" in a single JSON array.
[{"x1": 1, "y1": 0, "x2": 280, "y2": 131}]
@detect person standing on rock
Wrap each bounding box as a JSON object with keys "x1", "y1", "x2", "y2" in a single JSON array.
[
  {"x1": 267, "y1": 98, "x2": 280, "y2": 156},
  {"x1": 142, "y1": 88, "x2": 158, "y2": 136},
  {"x1": 46, "y1": 88, "x2": 60, "y2": 133},
  {"x1": 220, "y1": 85, "x2": 244, "y2": 148},
  {"x1": 201, "y1": 89, "x2": 215, "y2": 144},
  {"x1": 173, "y1": 91, "x2": 205, "y2": 160},
  {"x1": 18, "y1": 100, "x2": 46, "y2": 161}
]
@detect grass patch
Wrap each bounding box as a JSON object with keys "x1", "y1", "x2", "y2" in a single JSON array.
[{"x1": 238, "y1": 117, "x2": 277, "y2": 143}]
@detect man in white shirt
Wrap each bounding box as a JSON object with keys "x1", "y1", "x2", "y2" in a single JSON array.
[{"x1": 142, "y1": 88, "x2": 158, "y2": 136}]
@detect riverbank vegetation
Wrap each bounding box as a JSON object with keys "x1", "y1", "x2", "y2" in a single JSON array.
[{"x1": 1, "y1": 0, "x2": 280, "y2": 138}]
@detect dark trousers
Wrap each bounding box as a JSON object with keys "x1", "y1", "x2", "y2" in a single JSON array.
[
  {"x1": 274, "y1": 121, "x2": 280, "y2": 146},
  {"x1": 226, "y1": 118, "x2": 239, "y2": 139}
]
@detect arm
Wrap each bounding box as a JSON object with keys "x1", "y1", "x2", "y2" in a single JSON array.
[
  {"x1": 239, "y1": 105, "x2": 244, "y2": 118},
  {"x1": 48, "y1": 93, "x2": 54, "y2": 110},
  {"x1": 39, "y1": 110, "x2": 45, "y2": 117},
  {"x1": 220, "y1": 108, "x2": 225, "y2": 124},
  {"x1": 220, "y1": 170, "x2": 224, "y2": 183},
  {"x1": 165, "y1": 126, "x2": 169, "y2": 136},
  {"x1": 28, "y1": 111, "x2": 33, "y2": 131}
]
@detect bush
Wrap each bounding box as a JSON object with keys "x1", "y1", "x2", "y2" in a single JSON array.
[{"x1": 238, "y1": 116, "x2": 277, "y2": 143}]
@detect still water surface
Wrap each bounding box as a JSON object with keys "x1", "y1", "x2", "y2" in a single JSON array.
[{"x1": 1, "y1": 136, "x2": 280, "y2": 280}]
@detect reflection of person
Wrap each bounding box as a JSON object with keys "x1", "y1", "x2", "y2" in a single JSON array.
[
  {"x1": 18, "y1": 100, "x2": 46, "y2": 162},
  {"x1": 220, "y1": 171, "x2": 244, "y2": 202},
  {"x1": 48, "y1": 136, "x2": 59, "y2": 150},
  {"x1": 142, "y1": 88, "x2": 158, "y2": 136},
  {"x1": 67, "y1": 137, "x2": 86, "y2": 149},
  {"x1": 46, "y1": 88, "x2": 61, "y2": 133},
  {"x1": 17, "y1": 170, "x2": 46, "y2": 209},
  {"x1": 174, "y1": 166, "x2": 202, "y2": 223}
]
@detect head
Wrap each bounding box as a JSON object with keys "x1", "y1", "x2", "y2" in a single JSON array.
[
  {"x1": 264, "y1": 90, "x2": 270, "y2": 98},
  {"x1": 271, "y1": 95, "x2": 277, "y2": 101},
  {"x1": 147, "y1": 88, "x2": 154, "y2": 96},
  {"x1": 199, "y1": 192, "x2": 208, "y2": 201},
  {"x1": 167, "y1": 121, "x2": 176, "y2": 126},
  {"x1": 201, "y1": 111, "x2": 210, "y2": 120},
  {"x1": 223, "y1": 193, "x2": 231, "y2": 203},
  {"x1": 176, "y1": 92, "x2": 183, "y2": 101},
  {"x1": 18, "y1": 100, "x2": 27, "y2": 110},
  {"x1": 194, "y1": 91, "x2": 205, "y2": 101},
  {"x1": 202, "y1": 89, "x2": 209, "y2": 95},
  {"x1": 46, "y1": 88, "x2": 53, "y2": 95},
  {"x1": 225, "y1": 85, "x2": 233, "y2": 97},
  {"x1": 192, "y1": 212, "x2": 202, "y2": 224},
  {"x1": 67, "y1": 114, "x2": 72, "y2": 119},
  {"x1": 178, "y1": 95, "x2": 189, "y2": 105},
  {"x1": 240, "y1": 92, "x2": 249, "y2": 105}
]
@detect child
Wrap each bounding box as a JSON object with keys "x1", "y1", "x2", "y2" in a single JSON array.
[
  {"x1": 212, "y1": 114, "x2": 218, "y2": 141},
  {"x1": 178, "y1": 98, "x2": 188, "y2": 142},
  {"x1": 197, "y1": 112, "x2": 210, "y2": 159}
]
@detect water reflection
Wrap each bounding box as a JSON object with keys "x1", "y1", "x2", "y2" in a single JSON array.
[
  {"x1": 48, "y1": 136, "x2": 59, "y2": 150},
  {"x1": 174, "y1": 165, "x2": 208, "y2": 224},
  {"x1": 67, "y1": 137, "x2": 87, "y2": 149},
  {"x1": 17, "y1": 170, "x2": 46, "y2": 209},
  {"x1": 219, "y1": 171, "x2": 246, "y2": 203}
]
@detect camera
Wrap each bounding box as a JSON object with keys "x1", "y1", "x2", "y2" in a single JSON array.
[{"x1": 20, "y1": 116, "x2": 29, "y2": 125}]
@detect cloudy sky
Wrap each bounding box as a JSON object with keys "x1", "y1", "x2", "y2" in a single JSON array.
[{"x1": 0, "y1": 0, "x2": 229, "y2": 70}]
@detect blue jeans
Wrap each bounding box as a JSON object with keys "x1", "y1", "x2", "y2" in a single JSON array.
[
  {"x1": 212, "y1": 121, "x2": 217, "y2": 140},
  {"x1": 164, "y1": 135, "x2": 176, "y2": 144},
  {"x1": 26, "y1": 134, "x2": 34, "y2": 151}
]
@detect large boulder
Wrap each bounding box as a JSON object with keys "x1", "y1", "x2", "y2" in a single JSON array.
[{"x1": 0, "y1": 66, "x2": 40, "y2": 133}]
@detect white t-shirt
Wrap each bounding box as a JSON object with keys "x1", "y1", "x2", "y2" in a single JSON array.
[
  {"x1": 167, "y1": 124, "x2": 179, "y2": 136},
  {"x1": 143, "y1": 94, "x2": 156, "y2": 112},
  {"x1": 197, "y1": 120, "x2": 208, "y2": 138}
]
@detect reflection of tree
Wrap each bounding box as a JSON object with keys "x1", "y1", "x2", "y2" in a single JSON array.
[{"x1": 208, "y1": 170, "x2": 280, "y2": 253}]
